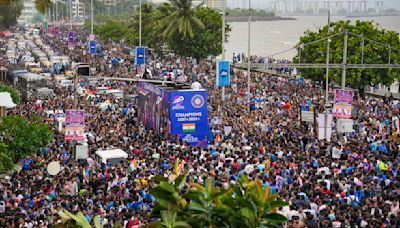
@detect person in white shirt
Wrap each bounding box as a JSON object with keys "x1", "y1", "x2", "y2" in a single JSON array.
[{"x1": 191, "y1": 80, "x2": 202, "y2": 90}]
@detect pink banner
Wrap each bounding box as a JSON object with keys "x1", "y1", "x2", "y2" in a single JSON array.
[{"x1": 333, "y1": 104, "x2": 352, "y2": 118}]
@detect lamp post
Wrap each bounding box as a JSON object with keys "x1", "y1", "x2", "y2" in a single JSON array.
[
  {"x1": 91, "y1": 0, "x2": 94, "y2": 34},
  {"x1": 221, "y1": 0, "x2": 226, "y2": 101},
  {"x1": 139, "y1": 0, "x2": 142, "y2": 46},
  {"x1": 324, "y1": 10, "x2": 331, "y2": 140},
  {"x1": 247, "y1": 0, "x2": 251, "y2": 102}
]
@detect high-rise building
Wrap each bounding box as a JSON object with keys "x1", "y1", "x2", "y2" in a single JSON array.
[
  {"x1": 17, "y1": 0, "x2": 37, "y2": 25},
  {"x1": 71, "y1": 0, "x2": 85, "y2": 20}
]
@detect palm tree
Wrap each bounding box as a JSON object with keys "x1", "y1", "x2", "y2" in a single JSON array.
[
  {"x1": 160, "y1": 0, "x2": 204, "y2": 39},
  {"x1": 34, "y1": 0, "x2": 52, "y2": 14}
]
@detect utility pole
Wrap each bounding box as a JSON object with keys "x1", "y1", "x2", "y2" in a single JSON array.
[
  {"x1": 221, "y1": 0, "x2": 226, "y2": 101},
  {"x1": 70, "y1": 0, "x2": 73, "y2": 29},
  {"x1": 139, "y1": 0, "x2": 142, "y2": 46},
  {"x1": 324, "y1": 10, "x2": 331, "y2": 140},
  {"x1": 247, "y1": 0, "x2": 251, "y2": 103},
  {"x1": 91, "y1": 0, "x2": 94, "y2": 35},
  {"x1": 341, "y1": 29, "x2": 348, "y2": 89}
]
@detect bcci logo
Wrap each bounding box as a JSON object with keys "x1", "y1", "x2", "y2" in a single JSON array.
[
  {"x1": 138, "y1": 53, "x2": 144, "y2": 58},
  {"x1": 220, "y1": 70, "x2": 228, "y2": 77},
  {"x1": 172, "y1": 96, "x2": 185, "y2": 110},
  {"x1": 191, "y1": 94, "x2": 205, "y2": 108}
]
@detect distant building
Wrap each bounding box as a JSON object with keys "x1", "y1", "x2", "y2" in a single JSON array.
[
  {"x1": 205, "y1": 0, "x2": 226, "y2": 10},
  {"x1": 71, "y1": 0, "x2": 85, "y2": 20},
  {"x1": 237, "y1": 0, "x2": 385, "y2": 15},
  {"x1": 17, "y1": 0, "x2": 37, "y2": 25}
]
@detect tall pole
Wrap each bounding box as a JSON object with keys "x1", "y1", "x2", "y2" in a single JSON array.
[
  {"x1": 247, "y1": 0, "x2": 251, "y2": 102},
  {"x1": 324, "y1": 10, "x2": 331, "y2": 140},
  {"x1": 341, "y1": 29, "x2": 348, "y2": 89},
  {"x1": 53, "y1": 3, "x2": 56, "y2": 24},
  {"x1": 221, "y1": 0, "x2": 226, "y2": 101},
  {"x1": 70, "y1": 0, "x2": 73, "y2": 29},
  {"x1": 91, "y1": 0, "x2": 94, "y2": 34},
  {"x1": 139, "y1": 0, "x2": 142, "y2": 46}
]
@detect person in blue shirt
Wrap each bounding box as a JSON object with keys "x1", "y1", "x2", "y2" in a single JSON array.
[{"x1": 22, "y1": 157, "x2": 33, "y2": 170}]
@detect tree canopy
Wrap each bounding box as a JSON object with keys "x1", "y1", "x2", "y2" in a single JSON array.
[
  {"x1": 148, "y1": 159, "x2": 288, "y2": 228},
  {"x1": 294, "y1": 20, "x2": 400, "y2": 95},
  {"x1": 0, "y1": 115, "x2": 53, "y2": 163},
  {"x1": 0, "y1": 0, "x2": 23, "y2": 30},
  {"x1": 86, "y1": 0, "x2": 230, "y2": 60},
  {"x1": 0, "y1": 84, "x2": 21, "y2": 105}
]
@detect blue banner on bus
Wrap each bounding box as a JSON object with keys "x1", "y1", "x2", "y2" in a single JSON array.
[{"x1": 169, "y1": 90, "x2": 208, "y2": 147}]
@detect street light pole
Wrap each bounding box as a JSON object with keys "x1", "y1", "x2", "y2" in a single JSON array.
[
  {"x1": 91, "y1": 0, "x2": 94, "y2": 34},
  {"x1": 221, "y1": 0, "x2": 226, "y2": 101},
  {"x1": 139, "y1": 0, "x2": 142, "y2": 46},
  {"x1": 341, "y1": 29, "x2": 348, "y2": 89},
  {"x1": 70, "y1": 0, "x2": 73, "y2": 29},
  {"x1": 247, "y1": 0, "x2": 251, "y2": 103},
  {"x1": 324, "y1": 10, "x2": 331, "y2": 140}
]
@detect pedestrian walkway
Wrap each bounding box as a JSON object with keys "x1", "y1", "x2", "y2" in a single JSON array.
[{"x1": 234, "y1": 63, "x2": 400, "y2": 100}]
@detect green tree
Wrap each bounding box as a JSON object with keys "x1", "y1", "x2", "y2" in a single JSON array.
[
  {"x1": 149, "y1": 160, "x2": 287, "y2": 228},
  {"x1": 0, "y1": 84, "x2": 21, "y2": 105},
  {"x1": 95, "y1": 18, "x2": 129, "y2": 42},
  {"x1": 0, "y1": 143, "x2": 14, "y2": 172},
  {"x1": 0, "y1": 115, "x2": 53, "y2": 162},
  {"x1": 294, "y1": 20, "x2": 400, "y2": 97},
  {"x1": 161, "y1": 0, "x2": 204, "y2": 39},
  {"x1": 0, "y1": 0, "x2": 23, "y2": 30},
  {"x1": 167, "y1": 7, "x2": 230, "y2": 60},
  {"x1": 56, "y1": 210, "x2": 101, "y2": 228},
  {"x1": 35, "y1": 0, "x2": 51, "y2": 14}
]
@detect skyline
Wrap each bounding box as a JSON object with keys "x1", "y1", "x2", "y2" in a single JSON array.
[{"x1": 150, "y1": 0, "x2": 400, "y2": 10}]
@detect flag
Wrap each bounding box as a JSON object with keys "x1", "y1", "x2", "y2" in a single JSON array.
[
  {"x1": 215, "y1": 134, "x2": 220, "y2": 145},
  {"x1": 177, "y1": 161, "x2": 184, "y2": 175},
  {"x1": 129, "y1": 159, "x2": 139, "y2": 171},
  {"x1": 182, "y1": 123, "x2": 195, "y2": 133}
]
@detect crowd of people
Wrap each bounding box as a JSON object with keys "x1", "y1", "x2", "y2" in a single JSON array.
[{"x1": 0, "y1": 26, "x2": 399, "y2": 228}]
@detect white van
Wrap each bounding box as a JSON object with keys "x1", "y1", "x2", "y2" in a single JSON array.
[{"x1": 94, "y1": 149, "x2": 128, "y2": 165}]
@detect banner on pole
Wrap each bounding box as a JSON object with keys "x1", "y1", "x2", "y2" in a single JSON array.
[
  {"x1": 65, "y1": 110, "x2": 85, "y2": 140},
  {"x1": 217, "y1": 60, "x2": 230, "y2": 87},
  {"x1": 333, "y1": 104, "x2": 352, "y2": 118},
  {"x1": 68, "y1": 31, "x2": 75, "y2": 50},
  {"x1": 54, "y1": 26, "x2": 60, "y2": 36},
  {"x1": 44, "y1": 21, "x2": 48, "y2": 30},
  {"x1": 334, "y1": 89, "x2": 353, "y2": 105},
  {"x1": 135, "y1": 46, "x2": 145, "y2": 65},
  {"x1": 318, "y1": 113, "x2": 333, "y2": 141},
  {"x1": 89, "y1": 40, "x2": 96, "y2": 55}
]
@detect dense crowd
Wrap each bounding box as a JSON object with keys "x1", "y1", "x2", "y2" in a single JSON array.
[{"x1": 0, "y1": 26, "x2": 400, "y2": 228}]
